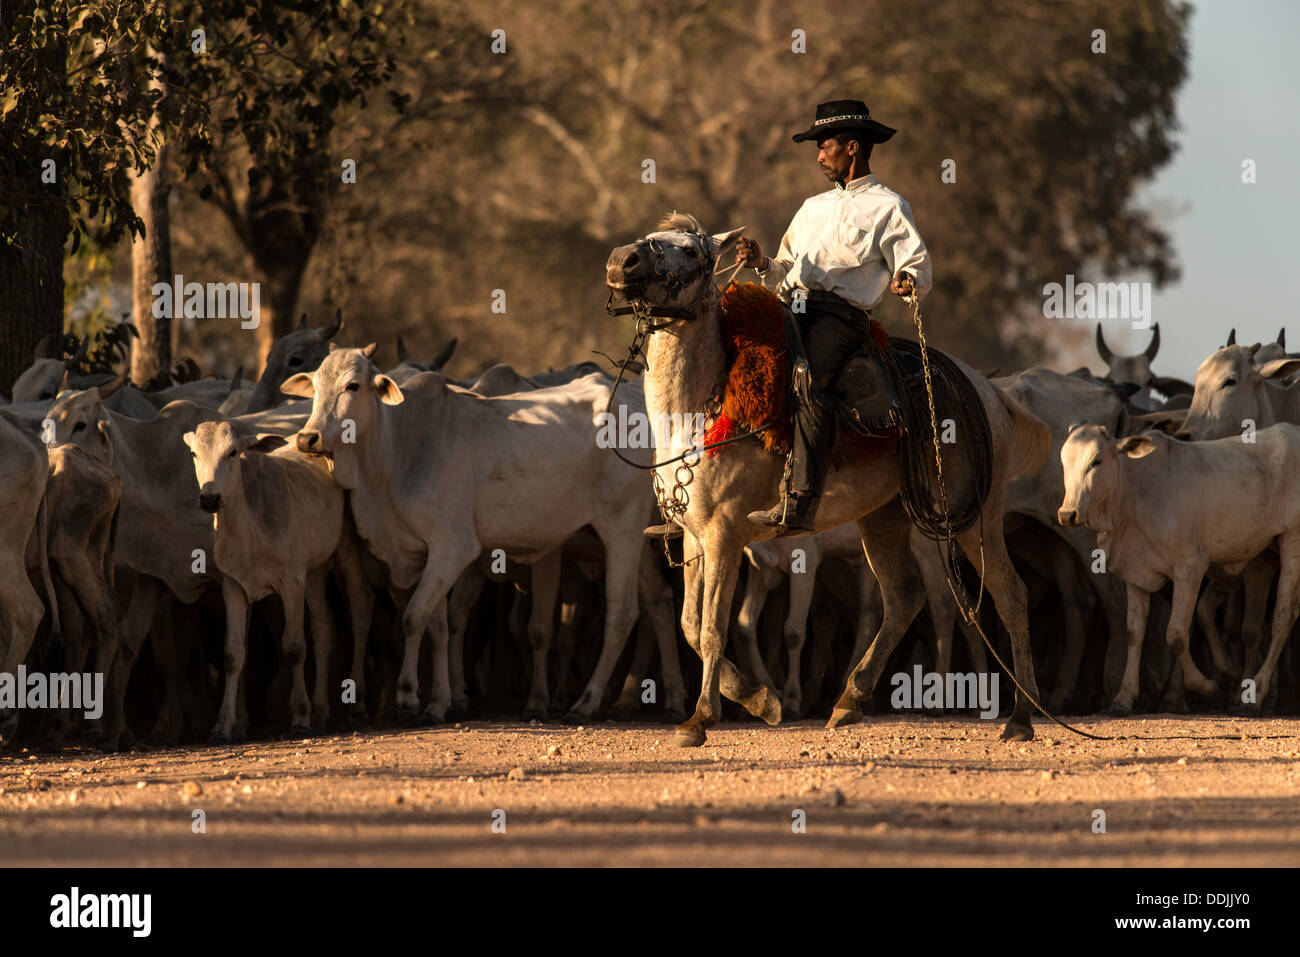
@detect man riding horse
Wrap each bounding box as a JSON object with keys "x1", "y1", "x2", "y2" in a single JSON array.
[{"x1": 738, "y1": 98, "x2": 932, "y2": 532}]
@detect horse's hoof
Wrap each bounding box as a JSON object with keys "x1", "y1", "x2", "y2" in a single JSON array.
[
  {"x1": 1107, "y1": 700, "x2": 1132, "y2": 718},
  {"x1": 826, "y1": 707, "x2": 862, "y2": 729},
  {"x1": 522, "y1": 709, "x2": 549, "y2": 724},
  {"x1": 209, "y1": 732, "x2": 231, "y2": 747},
  {"x1": 663, "y1": 708, "x2": 688, "y2": 726},
  {"x1": 287, "y1": 725, "x2": 314, "y2": 739},
  {"x1": 673, "y1": 724, "x2": 707, "y2": 748},
  {"x1": 446, "y1": 702, "x2": 469, "y2": 723},
  {"x1": 1000, "y1": 721, "x2": 1034, "y2": 742}
]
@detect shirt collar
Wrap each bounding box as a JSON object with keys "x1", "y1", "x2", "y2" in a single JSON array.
[{"x1": 836, "y1": 172, "x2": 878, "y2": 193}]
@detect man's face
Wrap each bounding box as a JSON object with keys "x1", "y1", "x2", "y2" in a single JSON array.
[{"x1": 817, "y1": 135, "x2": 855, "y2": 183}]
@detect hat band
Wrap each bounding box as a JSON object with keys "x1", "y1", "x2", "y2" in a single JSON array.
[{"x1": 813, "y1": 114, "x2": 871, "y2": 126}]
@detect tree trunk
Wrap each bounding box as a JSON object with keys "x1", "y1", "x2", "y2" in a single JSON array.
[
  {"x1": 129, "y1": 48, "x2": 172, "y2": 390},
  {"x1": 0, "y1": 0, "x2": 68, "y2": 397},
  {"x1": 129, "y1": 138, "x2": 173, "y2": 389},
  {"x1": 252, "y1": 249, "x2": 312, "y2": 373}
]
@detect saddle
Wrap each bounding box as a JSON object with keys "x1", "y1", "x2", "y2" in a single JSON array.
[{"x1": 703, "y1": 282, "x2": 904, "y2": 464}]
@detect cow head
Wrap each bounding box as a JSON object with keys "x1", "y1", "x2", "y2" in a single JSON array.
[
  {"x1": 1177, "y1": 344, "x2": 1300, "y2": 440},
  {"x1": 1058, "y1": 424, "x2": 1160, "y2": 532},
  {"x1": 43, "y1": 372, "x2": 127, "y2": 465},
  {"x1": 605, "y1": 213, "x2": 744, "y2": 316},
  {"x1": 285, "y1": 343, "x2": 404, "y2": 464},
  {"x1": 182, "y1": 421, "x2": 286, "y2": 513},
  {"x1": 1095, "y1": 324, "x2": 1161, "y2": 410},
  {"x1": 243, "y1": 310, "x2": 344, "y2": 414}
]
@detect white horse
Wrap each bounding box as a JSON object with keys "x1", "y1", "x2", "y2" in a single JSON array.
[{"x1": 604, "y1": 213, "x2": 1050, "y2": 745}]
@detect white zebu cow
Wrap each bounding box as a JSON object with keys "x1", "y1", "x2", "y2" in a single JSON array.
[
  {"x1": 0, "y1": 411, "x2": 59, "y2": 739},
  {"x1": 288, "y1": 344, "x2": 652, "y2": 724},
  {"x1": 1059, "y1": 423, "x2": 1300, "y2": 711},
  {"x1": 1178, "y1": 343, "x2": 1300, "y2": 440},
  {"x1": 184, "y1": 421, "x2": 368, "y2": 741}
]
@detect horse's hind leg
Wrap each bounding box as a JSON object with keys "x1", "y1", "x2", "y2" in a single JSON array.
[
  {"x1": 828, "y1": 502, "x2": 925, "y2": 728},
  {"x1": 957, "y1": 514, "x2": 1039, "y2": 741}
]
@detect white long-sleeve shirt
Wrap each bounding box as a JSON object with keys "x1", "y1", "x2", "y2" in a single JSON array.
[{"x1": 756, "y1": 173, "x2": 932, "y2": 312}]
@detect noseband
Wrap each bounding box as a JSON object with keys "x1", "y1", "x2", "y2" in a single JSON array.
[{"x1": 605, "y1": 234, "x2": 719, "y2": 326}]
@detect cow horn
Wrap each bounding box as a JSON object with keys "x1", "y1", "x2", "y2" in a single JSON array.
[
  {"x1": 396, "y1": 336, "x2": 410, "y2": 363},
  {"x1": 97, "y1": 370, "x2": 128, "y2": 400},
  {"x1": 361, "y1": 342, "x2": 378, "y2": 359},
  {"x1": 298, "y1": 313, "x2": 309, "y2": 330},
  {"x1": 1095, "y1": 325, "x2": 1113, "y2": 364},
  {"x1": 58, "y1": 369, "x2": 71, "y2": 394},
  {"x1": 1226, "y1": 328, "x2": 1237, "y2": 346},
  {"x1": 322, "y1": 309, "x2": 343, "y2": 340},
  {"x1": 228, "y1": 365, "x2": 243, "y2": 394},
  {"x1": 1279, "y1": 328, "x2": 1287, "y2": 349},
  {"x1": 431, "y1": 337, "x2": 458, "y2": 370},
  {"x1": 1144, "y1": 323, "x2": 1160, "y2": 361},
  {"x1": 33, "y1": 333, "x2": 60, "y2": 360}
]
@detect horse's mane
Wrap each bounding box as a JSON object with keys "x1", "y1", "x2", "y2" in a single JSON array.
[{"x1": 655, "y1": 211, "x2": 705, "y2": 235}]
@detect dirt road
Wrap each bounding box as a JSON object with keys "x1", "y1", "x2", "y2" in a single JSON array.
[{"x1": 2, "y1": 715, "x2": 1299, "y2": 866}]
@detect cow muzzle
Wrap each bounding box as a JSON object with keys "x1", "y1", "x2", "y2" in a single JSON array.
[
  {"x1": 199, "y1": 487, "x2": 222, "y2": 513},
  {"x1": 297, "y1": 429, "x2": 324, "y2": 455},
  {"x1": 1057, "y1": 507, "x2": 1080, "y2": 527}
]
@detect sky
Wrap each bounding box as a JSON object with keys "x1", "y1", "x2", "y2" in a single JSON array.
[{"x1": 1074, "y1": 0, "x2": 1300, "y2": 382}]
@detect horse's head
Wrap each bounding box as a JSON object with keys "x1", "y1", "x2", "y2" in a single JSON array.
[{"x1": 606, "y1": 213, "x2": 744, "y2": 317}]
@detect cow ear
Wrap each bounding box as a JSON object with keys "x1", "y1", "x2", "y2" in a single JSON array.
[
  {"x1": 372, "y1": 374, "x2": 404, "y2": 406},
  {"x1": 1260, "y1": 358, "x2": 1300, "y2": 380},
  {"x1": 181, "y1": 430, "x2": 197, "y2": 453},
  {"x1": 281, "y1": 373, "x2": 315, "y2": 398},
  {"x1": 1116, "y1": 435, "x2": 1159, "y2": 458},
  {"x1": 431, "y1": 337, "x2": 458, "y2": 370},
  {"x1": 244, "y1": 432, "x2": 287, "y2": 454}
]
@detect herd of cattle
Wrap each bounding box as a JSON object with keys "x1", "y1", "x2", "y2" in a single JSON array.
[{"x1": 0, "y1": 314, "x2": 1298, "y2": 752}]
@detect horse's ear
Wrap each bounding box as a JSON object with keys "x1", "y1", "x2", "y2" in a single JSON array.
[{"x1": 710, "y1": 226, "x2": 745, "y2": 255}]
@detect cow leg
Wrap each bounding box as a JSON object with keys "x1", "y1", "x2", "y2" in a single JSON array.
[
  {"x1": 63, "y1": 554, "x2": 126, "y2": 748},
  {"x1": 1250, "y1": 538, "x2": 1300, "y2": 707},
  {"x1": 1110, "y1": 585, "x2": 1150, "y2": 714},
  {"x1": 211, "y1": 579, "x2": 251, "y2": 744},
  {"x1": 423, "y1": 598, "x2": 452, "y2": 723},
  {"x1": 0, "y1": 558, "x2": 47, "y2": 742},
  {"x1": 957, "y1": 511, "x2": 1039, "y2": 740},
  {"x1": 522, "y1": 551, "x2": 562, "y2": 721},
  {"x1": 829, "y1": 503, "x2": 925, "y2": 728},
  {"x1": 1045, "y1": 536, "x2": 1091, "y2": 713},
  {"x1": 565, "y1": 533, "x2": 640, "y2": 723},
  {"x1": 782, "y1": 556, "x2": 818, "y2": 721},
  {"x1": 733, "y1": 564, "x2": 778, "y2": 691},
  {"x1": 610, "y1": 619, "x2": 657, "y2": 720},
  {"x1": 336, "y1": 525, "x2": 374, "y2": 723},
  {"x1": 396, "y1": 541, "x2": 476, "y2": 721},
  {"x1": 446, "y1": 566, "x2": 486, "y2": 721},
  {"x1": 639, "y1": 548, "x2": 686, "y2": 723},
  {"x1": 1164, "y1": 568, "x2": 1217, "y2": 707},
  {"x1": 278, "y1": 576, "x2": 314, "y2": 736},
  {"x1": 100, "y1": 574, "x2": 161, "y2": 749},
  {"x1": 803, "y1": 600, "x2": 837, "y2": 714},
  {"x1": 1194, "y1": 585, "x2": 1231, "y2": 681},
  {"x1": 1241, "y1": 553, "x2": 1276, "y2": 677},
  {"x1": 305, "y1": 568, "x2": 335, "y2": 732}
]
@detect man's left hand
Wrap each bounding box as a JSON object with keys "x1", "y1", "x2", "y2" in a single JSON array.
[{"x1": 890, "y1": 273, "x2": 915, "y2": 298}]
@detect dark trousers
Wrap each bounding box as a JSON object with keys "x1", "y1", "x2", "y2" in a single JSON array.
[{"x1": 790, "y1": 300, "x2": 872, "y2": 497}]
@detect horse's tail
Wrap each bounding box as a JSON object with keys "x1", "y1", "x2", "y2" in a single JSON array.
[{"x1": 992, "y1": 382, "x2": 1051, "y2": 480}]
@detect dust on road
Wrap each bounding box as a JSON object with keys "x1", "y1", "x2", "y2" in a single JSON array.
[{"x1": 2, "y1": 715, "x2": 1299, "y2": 866}]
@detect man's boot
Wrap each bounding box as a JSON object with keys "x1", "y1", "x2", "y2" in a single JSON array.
[{"x1": 747, "y1": 491, "x2": 820, "y2": 532}]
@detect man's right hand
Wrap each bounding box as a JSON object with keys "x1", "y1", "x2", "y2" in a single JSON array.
[{"x1": 735, "y1": 237, "x2": 767, "y2": 270}]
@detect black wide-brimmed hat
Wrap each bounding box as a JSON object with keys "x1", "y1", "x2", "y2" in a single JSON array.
[{"x1": 791, "y1": 99, "x2": 896, "y2": 144}]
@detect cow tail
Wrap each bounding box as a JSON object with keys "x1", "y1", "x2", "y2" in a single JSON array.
[{"x1": 36, "y1": 493, "x2": 63, "y2": 671}]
